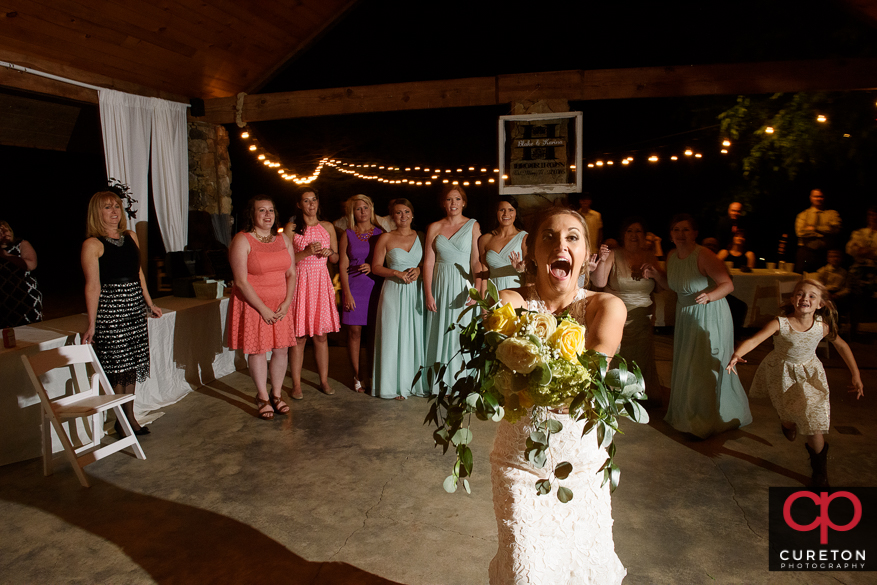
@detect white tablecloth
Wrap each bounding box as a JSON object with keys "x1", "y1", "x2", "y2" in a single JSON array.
[
  {"x1": 653, "y1": 269, "x2": 802, "y2": 328},
  {"x1": 0, "y1": 295, "x2": 241, "y2": 466}
]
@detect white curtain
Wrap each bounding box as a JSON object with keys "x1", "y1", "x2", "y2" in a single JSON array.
[
  {"x1": 98, "y1": 90, "x2": 152, "y2": 227},
  {"x1": 98, "y1": 89, "x2": 189, "y2": 253},
  {"x1": 151, "y1": 100, "x2": 189, "y2": 251}
]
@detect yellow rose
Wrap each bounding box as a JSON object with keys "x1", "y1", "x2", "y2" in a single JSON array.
[
  {"x1": 484, "y1": 303, "x2": 519, "y2": 336},
  {"x1": 495, "y1": 337, "x2": 541, "y2": 374},
  {"x1": 550, "y1": 320, "x2": 587, "y2": 362},
  {"x1": 524, "y1": 312, "x2": 557, "y2": 341}
]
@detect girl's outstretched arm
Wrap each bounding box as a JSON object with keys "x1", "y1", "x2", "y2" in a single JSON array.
[
  {"x1": 829, "y1": 331, "x2": 864, "y2": 399},
  {"x1": 726, "y1": 318, "x2": 780, "y2": 374}
]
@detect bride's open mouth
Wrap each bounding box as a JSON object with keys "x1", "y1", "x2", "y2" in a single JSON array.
[{"x1": 549, "y1": 258, "x2": 572, "y2": 279}]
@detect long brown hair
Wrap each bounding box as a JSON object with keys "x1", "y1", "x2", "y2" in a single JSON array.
[{"x1": 781, "y1": 279, "x2": 840, "y2": 341}]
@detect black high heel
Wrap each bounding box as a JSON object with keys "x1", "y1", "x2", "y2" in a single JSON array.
[{"x1": 133, "y1": 426, "x2": 151, "y2": 436}]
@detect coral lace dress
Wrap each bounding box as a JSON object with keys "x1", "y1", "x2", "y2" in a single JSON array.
[{"x1": 292, "y1": 224, "x2": 340, "y2": 337}]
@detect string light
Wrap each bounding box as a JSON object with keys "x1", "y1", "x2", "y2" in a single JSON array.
[
  {"x1": 241, "y1": 131, "x2": 249, "y2": 139},
  {"x1": 816, "y1": 115, "x2": 827, "y2": 123},
  {"x1": 722, "y1": 139, "x2": 731, "y2": 147},
  {"x1": 765, "y1": 126, "x2": 775, "y2": 134},
  {"x1": 648, "y1": 156, "x2": 658, "y2": 162}
]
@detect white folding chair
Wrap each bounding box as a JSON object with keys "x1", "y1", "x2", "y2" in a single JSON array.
[
  {"x1": 776, "y1": 278, "x2": 829, "y2": 358},
  {"x1": 21, "y1": 345, "x2": 146, "y2": 487}
]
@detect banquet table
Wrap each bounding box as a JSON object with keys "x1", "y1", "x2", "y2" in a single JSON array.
[
  {"x1": 653, "y1": 269, "x2": 802, "y2": 328},
  {"x1": 0, "y1": 295, "x2": 241, "y2": 467}
]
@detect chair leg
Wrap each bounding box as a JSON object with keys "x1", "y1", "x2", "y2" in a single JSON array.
[
  {"x1": 49, "y1": 416, "x2": 90, "y2": 487},
  {"x1": 41, "y1": 410, "x2": 52, "y2": 477}
]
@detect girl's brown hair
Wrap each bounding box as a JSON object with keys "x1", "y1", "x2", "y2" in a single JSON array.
[
  {"x1": 781, "y1": 279, "x2": 840, "y2": 341},
  {"x1": 86, "y1": 191, "x2": 127, "y2": 238},
  {"x1": 242, "y1": 195, "x2": 278, "y2": 235}
]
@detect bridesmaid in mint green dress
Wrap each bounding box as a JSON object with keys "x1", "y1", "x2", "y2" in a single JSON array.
[
  {"x1": 478, "y1": 196, "x2": 527, "y2": 293},
  {"x1": 372, "y1": 199, "x2": 428, "y2": 399},
  {"x1": 647, "y1": 214, "x2": 752, "y2": 438},
  {"x1": 423, "y1": 185, "x2": 483, "y2": 393}
]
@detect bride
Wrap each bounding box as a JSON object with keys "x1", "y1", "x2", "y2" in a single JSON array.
[{"x1": 490, "y1": 207, "x2": 628, "y2": 584}]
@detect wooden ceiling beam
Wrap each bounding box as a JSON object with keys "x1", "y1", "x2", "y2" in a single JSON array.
[
  {"x1": 194, "y1": 57, "x2": 877, "y2": 124},
  {"x1": 0, "y1": 48, "x2": 190, "y2": 104}
]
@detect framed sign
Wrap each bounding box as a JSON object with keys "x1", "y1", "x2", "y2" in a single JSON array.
[{"x1": 498, "y1": 112, "x2": 582, "y2": 195}]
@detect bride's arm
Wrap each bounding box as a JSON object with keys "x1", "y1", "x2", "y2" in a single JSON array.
[{"x1": 584, "y1": 292, "x2": 627, "y2": 355}]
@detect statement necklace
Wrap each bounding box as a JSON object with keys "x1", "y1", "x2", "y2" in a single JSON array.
[
  {"x1": 104, "y1": 234, "x2": 125, "y2": 247},
  {"x1": 251, "y1": 231, "x2": 274, "y2": 243}
]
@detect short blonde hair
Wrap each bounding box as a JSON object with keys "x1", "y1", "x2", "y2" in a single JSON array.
[
  {"x1": 86, "y1": 191, "x2": 127, "y2": 238},
  {"x1": 344, "y1": 194, "x2": 378, "y2": 229}
]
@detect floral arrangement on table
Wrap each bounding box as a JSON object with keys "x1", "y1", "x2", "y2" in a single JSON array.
[{"x1": 420, "y1": 281, "x2": 650, "y2": 503}]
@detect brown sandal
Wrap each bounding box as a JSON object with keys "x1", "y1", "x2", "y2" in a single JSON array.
[
  {"x1": 270, "y1": 394, "x2": 290, "y2": 414},
  {"x1": 256, "y1": 397, "x2": 274, "y2": 420}
]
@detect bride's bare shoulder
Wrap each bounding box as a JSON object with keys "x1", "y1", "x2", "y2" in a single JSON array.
[
  {"x1": 585, "y1": 291, "x2": 627, "y2": 321},
  {"x1": 498, "y1": 285, "x2": 531, "y2": 309}
]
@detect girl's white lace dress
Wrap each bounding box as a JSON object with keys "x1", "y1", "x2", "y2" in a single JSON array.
[{"x1": 488, "y1": 288, "x2": 626, "y2": 584}]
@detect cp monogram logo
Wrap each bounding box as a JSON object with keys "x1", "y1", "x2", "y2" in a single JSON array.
[{"x1": 783, "y1": 491, "x2": 862, "y2": 544}]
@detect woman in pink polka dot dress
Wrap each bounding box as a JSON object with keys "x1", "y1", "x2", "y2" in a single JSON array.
[{"x1": 287, "y1": 188, "x2": 340, "y2": 398}]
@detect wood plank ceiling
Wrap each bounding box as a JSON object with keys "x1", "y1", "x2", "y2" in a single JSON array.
[{"x1": 0, "y1": 0, "x2": 359, "y2": 102}]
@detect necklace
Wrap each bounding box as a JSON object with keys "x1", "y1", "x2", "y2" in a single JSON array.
[
  {"x1": 355, "y1": 227, "x2": 376, "y2": 242},
  {"x1": 104, "y1": 234, "x2": 125, "y2": 247},
  {"x1": 251, "y1": 231, "x2": 274, "y2": 243}
]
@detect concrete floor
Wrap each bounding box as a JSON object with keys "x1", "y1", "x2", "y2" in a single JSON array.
[{"x1": 1, "y1": 328, "x2": 875, "y2": 585}]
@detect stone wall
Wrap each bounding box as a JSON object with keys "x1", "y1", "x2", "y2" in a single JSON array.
[{"x1": 188, "y1": 121, "x2": 232, "y2": 215}]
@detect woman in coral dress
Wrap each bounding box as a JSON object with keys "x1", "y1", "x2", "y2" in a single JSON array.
[
  {"x1": 227, "y1": 196, "x2": 298, "y2": 420},
  {"x1": 287, "y1": 188, "x2": 340, "y2": 398}
]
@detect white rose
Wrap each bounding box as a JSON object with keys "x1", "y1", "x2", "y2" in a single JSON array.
[{"x1": 495, "y1": 337, "x2": 541, "y2": 374}]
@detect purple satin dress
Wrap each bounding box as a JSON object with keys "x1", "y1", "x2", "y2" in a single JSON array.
[{"x1": 343, "y1": 227, "x2": 382, "y2": 326}]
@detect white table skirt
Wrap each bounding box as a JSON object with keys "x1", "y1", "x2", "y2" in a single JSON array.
[
  {"x1": 652, "y1": 269, "x2": 802, "y2": 328},
  {"x1": 0, "y1": 295, "x2": 242, "y2": 466}
]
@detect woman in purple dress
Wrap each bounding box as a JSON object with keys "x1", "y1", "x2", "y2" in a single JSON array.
[{"x1": 339, "y1": 194, "x2": 383, "y2": 392}]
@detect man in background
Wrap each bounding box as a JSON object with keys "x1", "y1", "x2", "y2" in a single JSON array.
[{"x1": 795, "y1": 189, "x2": 842, "y2": 273}]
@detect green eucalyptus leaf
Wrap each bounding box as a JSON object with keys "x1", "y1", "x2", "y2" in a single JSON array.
[
  {"x1": 535, "y1": 478, "x2": 551, "y2": 495},
  {"x1": 529, "y1": 431, "x2": 547, "y2": 445},
  {"x1": 546, "y1": 419, "x2": 563, "y2": 434},
  {"x1": 527, "y1": 334, "x2": 543, "y2": 349},
  {"x1": 485, "y1": 330, "x2": 508, "y2": 348},
  {"x1": 533, "y1": 450, "x2": 548, "y2": 468},
  {"x1": 609, "y1": 464, "x2": 621, "y2": 493},
  {"x1": 554, "y1": 461, "x2": 573, "y2": 479},
  {"x1": 528, "y1": 362, "x2": 552, "y2": 386},
  {"x1": 557, "y1": 486, "x2": 574, "y2": 503},
  {"x1": 469, "y1": 287, "x2": 483, "y2": 302},
  {"x1": 491, "y1": 406, "x2": 505, "y2": 422},
  {"x1": 452, "y1": 428, "x2": 473, "y2": 446},
  {"x1": 631, "y1": 400, "x2": 649, "y2": 424},
  {"x1": 487, "y1": 280, "x2": 500, "y2": 306},
  {"x1": 463, "y1": 478, "x2": 471, "y2": 494},
  {"x1": 465, "y1": 393, "x2": 481, "y2": 409},
  {"x1": 443, "y1": 475, "x2": 458, "y2": 493},
  {"x1": 460, "y1": 446, "x2": 474, "y2": 476},
  {"x1": 596, "y1": 423, "x2": 605, "y2": 447}
]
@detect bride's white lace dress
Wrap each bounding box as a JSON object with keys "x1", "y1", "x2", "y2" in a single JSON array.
[{"x1": 488, "y1": 288, "x2": 626, "y2": 585}]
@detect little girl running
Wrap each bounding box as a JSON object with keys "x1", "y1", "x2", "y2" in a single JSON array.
[{"x1": 726, "y1": 279, "x2": 863, "y2": 488}]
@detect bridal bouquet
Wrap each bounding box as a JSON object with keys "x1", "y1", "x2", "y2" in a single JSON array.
[{"x1": 421, "y1": 282, "x2": 649, "y2": 503}]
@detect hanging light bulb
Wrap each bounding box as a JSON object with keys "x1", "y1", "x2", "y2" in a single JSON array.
[
  {"x1": 816, "y1": 115, "x2": 827, "y2": 123},
  {"x1": 248, "y1": 145, "x2": 257, "y2": 151},
  {"x1": 241, "y1": 131, "x2": 250, "y2": 139},
  {"x1": 765, "y1": 126, "x2": 775, "y2": 134},
  {"x1": 722, "y1": 139, "x2": 731, "y2": 147}
]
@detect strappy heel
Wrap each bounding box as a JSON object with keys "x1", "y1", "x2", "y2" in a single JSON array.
[
  {"x1": 256, "y1": 397, "x2": 274, "y2": 420},
  {"x1": 270, "y1": 394, "x2": 290, "y2": 414}
]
